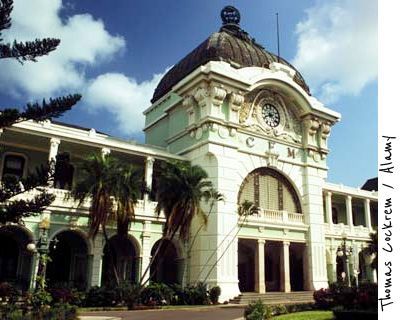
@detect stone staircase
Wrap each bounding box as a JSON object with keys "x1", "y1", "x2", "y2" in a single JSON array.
[{"x1": 229, "y1": 291, "x2": 315, "y2": 305}]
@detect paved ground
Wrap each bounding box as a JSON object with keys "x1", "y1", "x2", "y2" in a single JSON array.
[{"x1": 80, "y1": 306, "x2": 244, "y2": 320}]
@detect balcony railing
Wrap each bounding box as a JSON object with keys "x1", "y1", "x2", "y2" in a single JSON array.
[
  {"x1": 325, "y1": 222, "x2": 372, "y2": 238},
  {"x1": 246, "y1": 208, "x2": 305, "y2": 226},
  {"x1": 15, "y1": 187, "x2": 164, "y2": 220}
]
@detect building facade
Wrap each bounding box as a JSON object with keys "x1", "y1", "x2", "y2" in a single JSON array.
[{"x1": 0, "y1": 6, "x2": 377, "y2": 302}]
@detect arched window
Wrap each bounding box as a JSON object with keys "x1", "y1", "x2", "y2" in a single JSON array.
[
  {"x1": 1, "y1": 153, "x2": 26, "y2": 181},
  {"x1": 238, "y1": 167, "x2": 301, "y2": 213}
]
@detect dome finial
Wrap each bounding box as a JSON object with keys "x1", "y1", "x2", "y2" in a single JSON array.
[{"x1": 221, "y1": 6, "x2": 240, "y2": 27}]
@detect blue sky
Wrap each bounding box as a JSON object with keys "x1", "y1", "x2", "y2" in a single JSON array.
[{"x1": 0, "y1": 0, "x2": 377, "y2": 187}]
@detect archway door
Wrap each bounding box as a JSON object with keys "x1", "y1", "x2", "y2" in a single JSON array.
[
  {"x1": 102, "y1": 235, "x2": 139, "y2": 286},
  {"x1": 0, "y1": 226, "x2": 33, "y2": 290},
  {"x1": 150, "y1": 239, "x2": 183, "y2": 285},
  {"x1": 46, "y1": 230, "x2": 89, "y2": 290}
]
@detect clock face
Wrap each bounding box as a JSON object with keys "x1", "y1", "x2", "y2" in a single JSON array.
[{"x1": 261, "y1": 103, "x2": 280, "y2": 127}]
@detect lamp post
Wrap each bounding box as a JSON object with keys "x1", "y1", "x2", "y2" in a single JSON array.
[
  {"x1": 336, "y1": 233, "x2": 353, "y2": 287},
  {"x1": 27, "y1": 217, "x2": 51, "y2": 289}
]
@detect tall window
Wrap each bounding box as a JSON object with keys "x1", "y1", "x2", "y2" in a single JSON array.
[
  {"x1": 54, "y1": 153, "x2": 74, "y2": 190},
  {"x1": 238, "y1": 167, "x2": 301, "y2": 213},
  {"x1": 2, "y1": 154, "x2": 26, "y2": 180}
]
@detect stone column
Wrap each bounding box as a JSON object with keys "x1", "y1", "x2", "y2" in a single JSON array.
[
  {"x1": 364, "y1": 199, "x2": 372, "y2": 231},
  {"x1": 325, "y1": 191, "x2": 333, "y2": 229},
  {"x1": 140, "y1": 221, "x2": 152, "y2": 284},
  {"x1": 280, "y1": 241, "x2": 291, "y2": 292},
  {"x1": 345, "y1": 196, "x2": 354, "y2": 232},
  {"x1": 48, "y1": 138, "x2": 60, "y2": 187},
  {"x1": 144, "y1": 156, "x2": 155, "y2": 202},
  {"x1": 255, "y1": 239, "x2": 266, "y2": 293}
]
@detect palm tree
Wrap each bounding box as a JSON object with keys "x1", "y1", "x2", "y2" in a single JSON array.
[
  {"x1": 139, "y1": 160, "x2": 220, "y2": 286},
  {"x1": 70, "y1": 153, "x2": 142, "y2": 284}
]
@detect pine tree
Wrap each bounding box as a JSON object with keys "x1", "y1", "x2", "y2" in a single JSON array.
[{"x1": 0, "y1": 0, "x2": 81, "y2": 224}]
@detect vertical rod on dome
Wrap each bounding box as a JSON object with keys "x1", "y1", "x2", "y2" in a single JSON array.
[{"x1": 276, "y1": 12, "x2": 281, "y2": 62}]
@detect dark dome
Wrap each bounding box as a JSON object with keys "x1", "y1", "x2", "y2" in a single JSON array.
[{"x1": 151, "y1": 8, "x2": 310, "y2": 103}]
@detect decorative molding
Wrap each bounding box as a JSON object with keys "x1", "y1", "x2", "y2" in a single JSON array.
[{"x1": 239, "y1": 89, "x2": 302, "y2": 144}]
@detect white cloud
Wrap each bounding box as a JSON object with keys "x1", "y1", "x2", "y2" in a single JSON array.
[
  {"x1": 0, "y1": 0, "x2": 125, "y2": 97},
  {"x1": 85, "y1": 71, "x2": 167, "y2": 135},
  {"x1": 0, "y1": 0, "x2": 167, "y2": 135},
  {"x1": 292, "y1": 0, "x2": 377, "y2": 104}
]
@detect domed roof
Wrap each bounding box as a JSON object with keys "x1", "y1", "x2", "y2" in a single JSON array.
[{"x1": 151, "y1": 6, "x2": 310, "y2": 103}]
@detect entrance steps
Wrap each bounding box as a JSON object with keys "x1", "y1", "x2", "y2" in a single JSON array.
[{"x1": 229, "y1": 291, "x2": 315, "y2": 305}]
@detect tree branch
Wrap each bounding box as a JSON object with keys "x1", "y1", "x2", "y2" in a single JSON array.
[
  {"x1": 0, "y1": 38, "x2": 60, "y2": 62},
  {"x1": 0, "y1": 0, "x2": 13, "y2": 35},
  {"x1": 0, "y1": 94, "x2": 82, "y2": 128}
]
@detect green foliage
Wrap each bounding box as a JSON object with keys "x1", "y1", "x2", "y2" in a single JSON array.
[
  {"x1": 314, "y1": 282, "x2": 377, "y2": 312},
  {"x1": 154, "y1": 160, "x2": 216, "y2": 241},
  {"x1": 274, "y1": 304, "x2": 288, "y2": 315},
  {"x1": 71, "y1": 154, "x2": 143, "y2": 239},
  {"x1": 0, "y1": 95, "x2": 81, "y2": 128},
  {"x1": 84, "y1": 286, "x2": 119, "y2": 307},
  {"x1": 180, "y1": 282, "x2": 210, "y2": 305},
  {"x1": 209, "y1": 286, "x2": 221, "y2": 304},
  {"x1": 141, "y1": 282, "x2": 174, "y2": 306},
  {"x1": 48, "y1": 286, "x2": 85, "y2": 306},
  {"x1": 313, "y1": 288, "x2": 334, "y2": 310},
  {"x1": 27, "y1": 288, "x2": 53, "y2": 311},
  {"x1": 244, "y1": 299, "x2": 272, "y2": 320},
  {"x1": 0, "y1": 282, "x2": 20, "y2": 303}
]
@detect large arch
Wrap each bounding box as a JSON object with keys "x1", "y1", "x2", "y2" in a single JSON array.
[
  {"x1": 150, "y1": 239, "x2": 184, "y2": 285},
  {"x1": 101, "y1": 235, "x2": 140, "y2": 286},
  {"x1": 237, "y1": 167, "x2": 302, "y2": 214},
  {"x1": 46, "y1": 230, "x2": 89, "y2": 290},
  {"x1": 0, "y1": 225, "x2": 34, "y2": 290}
]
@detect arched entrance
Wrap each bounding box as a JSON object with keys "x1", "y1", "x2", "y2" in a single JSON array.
[
  {"x1": 101, "y1": 235, "x2": 139, "y2": 286},
  {"x1": 150, "y1": 239, "x2": 182, "y2": 285},
  {"x1": 46, "y1": 230, "x2": 89, "y2": 290},
  {"x1": 237, "y1": 167, "x2": 305, "y2": 293},
  {"x1": 0, "y1": 226, "x2": 33, "y2": 290}
]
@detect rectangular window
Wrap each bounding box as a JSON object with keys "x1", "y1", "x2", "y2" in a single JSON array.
[{"x1": 2, "y1": 155, "x2": 25, "y2": 180}]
